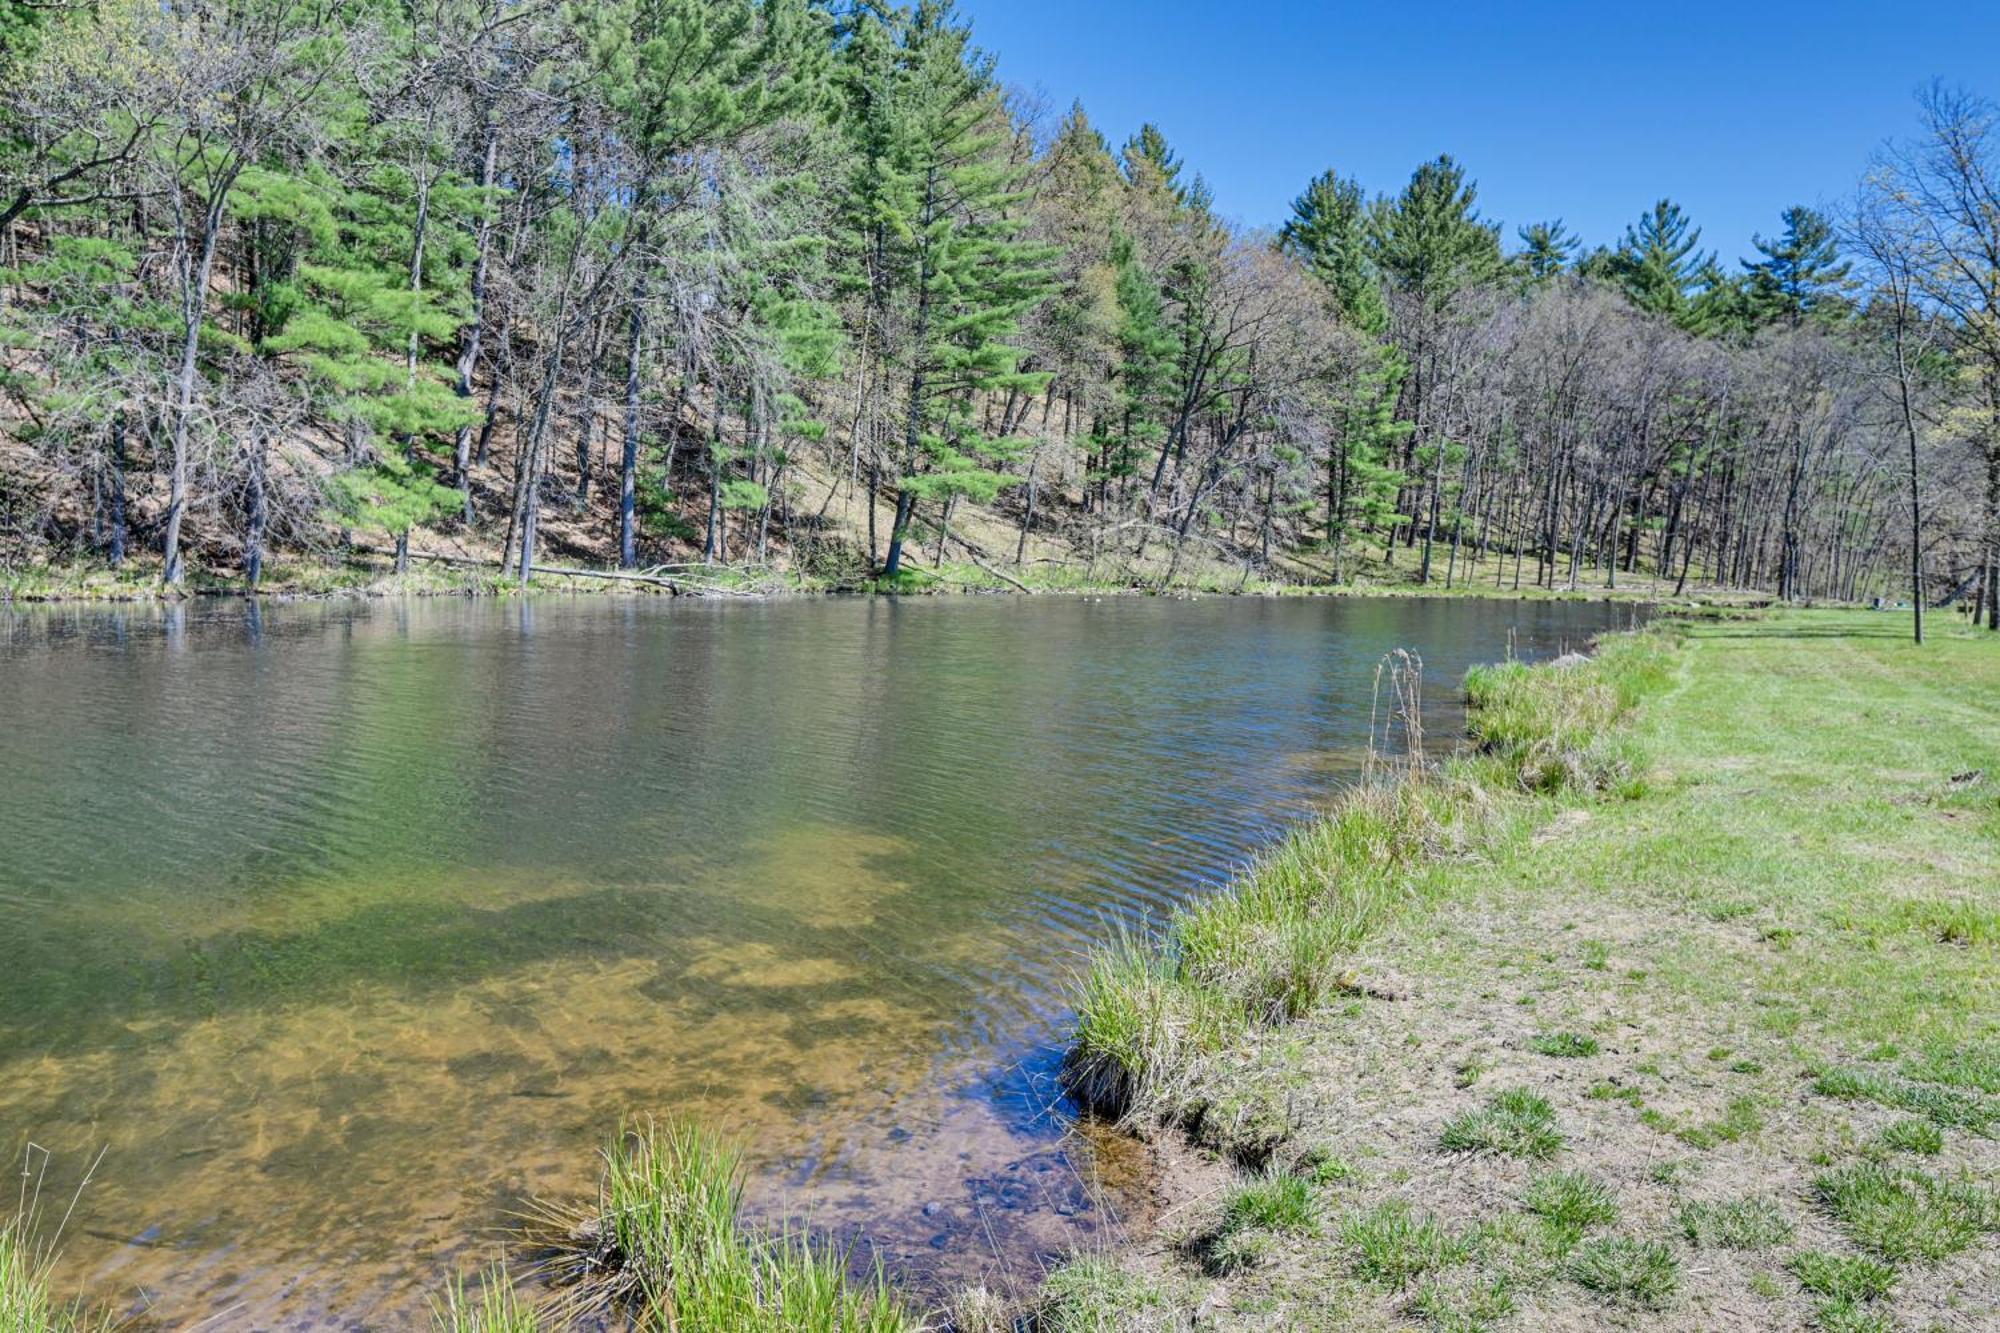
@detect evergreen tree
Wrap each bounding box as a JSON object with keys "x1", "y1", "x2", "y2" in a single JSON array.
[
  {"x1": 1516, "y1": 218, "x2": 1578, "y2": 281},
  {"x1": 1744, "y1": 205, "x2": 1854, "y2": 325},
  {"x1": 1281, "y1": 169, "x2": 1387, "y2": 334},
  {"x1": 1369, "y1": 155, "x2": 1504, "y2": 309},
  {"x1": 1608, "y1": 198, "x2": 1713, "y2": 321},
  {"x1": 250, "y1": 164, "x2": 475, "y2": 562},
  {"x1": 581, "y1": 0, "x2": 827, "y2": 566},
  {"x1": 839, "y1": 0, "x2": 1054, "y2": 580},
  {"x1": 1368, "y1": 154, "x2": 1501, "y2": 581}
]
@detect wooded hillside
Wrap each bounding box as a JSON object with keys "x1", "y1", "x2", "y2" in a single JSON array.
[{"x1": 1, "y1": 1, "x2": 1996, "y2": 618}]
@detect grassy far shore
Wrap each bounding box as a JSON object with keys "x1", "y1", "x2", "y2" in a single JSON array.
[
  {"x1": 0, "y1": 542, "x2": 1780, "y2": 605},
  {"x1": 1012, "y1": 609, "x2": 1998, "y2": 1332}
]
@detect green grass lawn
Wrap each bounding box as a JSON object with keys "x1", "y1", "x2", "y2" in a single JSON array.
[{"x1": 1019, "y1": 610, "x2": 1999, "y2": 1332}]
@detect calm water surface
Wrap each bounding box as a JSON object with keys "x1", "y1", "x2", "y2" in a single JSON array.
[{"x1": 0, "y1": 594, "x2": 1643, "y2": 1327}]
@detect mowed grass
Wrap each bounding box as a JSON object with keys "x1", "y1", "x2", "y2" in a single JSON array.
[{"x1": 1035, "y1": 611, "x2": 2000, "y2": 1330}]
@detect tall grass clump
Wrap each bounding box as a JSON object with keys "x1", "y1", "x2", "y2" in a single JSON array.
[
  {"x1": 431, "y1": 1265, "x2": 542, "y2": 1333},
  {"x1": 1, "y1": 1224, "x2": 109, "y2": 1333},
  {"x1": 514, "y1": 1119, "x2": 915, "y2": 1331},
  {"x1": 1465, "y1": 628, "x2": 1677, "y2": 795},
  {"x1": 3, "y1": 1147, "x2": 113, "y2": 1333},
  {"x1": 1066, "y1": 633, "x2": 1675, "y2": 1139},
  {"x1": 1064, "y1": 771, "x2": 1492, "y2": 1126}
]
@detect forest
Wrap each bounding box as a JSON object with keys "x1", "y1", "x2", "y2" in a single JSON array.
[{"x1": 1, "y1": 0, "x2": 1997, "y2": 623}]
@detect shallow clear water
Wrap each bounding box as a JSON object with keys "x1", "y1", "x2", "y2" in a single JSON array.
[{"x1": 0, "y1": 594, "x2": 1642, "y2": 1327}]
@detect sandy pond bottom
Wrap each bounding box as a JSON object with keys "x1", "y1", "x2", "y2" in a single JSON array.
[{"x1": 0, "y1": 595, "x2": 1644, "y2": 1326}]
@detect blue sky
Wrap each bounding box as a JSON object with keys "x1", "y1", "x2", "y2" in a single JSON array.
[{"x1": 957, "y1": 0, "x2": 2000, "y2": 265}]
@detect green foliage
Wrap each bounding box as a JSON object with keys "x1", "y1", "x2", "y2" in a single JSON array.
[
  {"x1": 1812, "y1": 1161, "x2": 1998, "y2": 1263},
  {"x1": 1744, "y1": 206, "x2": 1854, "y2": 325},
  {"x1": 0, "y1": 1222, "x2": 113, "y2": 1333},
  {"x1": 1523, "y1": 1170, "x2": 1619, "y2": 1235},
  {"x1": 1528, "y1": 1031, "x2": 1599, "y2": 1058},
  {"x1": 1219, "y1": 1170, "x2": 1318, "y2": 1236},
  {"x1": 838, "y1": 0, "x2": 1053, "y2": 555},
  {"x1": 1369, "y1": 154, "x2": 1505, "y2": 309},
  {"x1": 1812, "y1": 1065, "x2": 1999, "y2": 1133},
  {"x1": 1564, "y1": 1236, "x2": 1679, "y2": 1309},
  {"x1": 429, "y1": 1265, "x2": 541, "y2": 1333},
  {"x1": 1032, "y1": 1259, "x2": 1171, "y2": 1332},
  {"x1": 1343, "y1": 1202, "x2": 1472, "y2": 1287},
  {"x1": 1877, "y1": 1116, "x2": 1945, "y2": 1155},
  {"x1": 1515, "y1": 219, "x2": 1579, "y2": 281},
  {"x1": 1283, "y1": 168, "x2": 1387, "y2": 334},
  {"x1": 515, "y1": 1119, "x2": 917, "y2": 1330},
  {"x1": 1606, "y1": 198, "x2": 1713, "y2": 322},
  {"x1": 1441, "y1": 1088, "x2": 1565, "y2": 1159},
  {"x1": 1678, "y1": 1196, "x2": 1794, "y2": 1250}
]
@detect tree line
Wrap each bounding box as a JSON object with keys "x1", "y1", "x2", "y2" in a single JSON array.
[{"x1": 1, "y1": 0, "x2": 1996, "y2": 631}]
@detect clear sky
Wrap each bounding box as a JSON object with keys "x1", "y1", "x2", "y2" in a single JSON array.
[{"x1": 957, "y1": 0, "x2": 2000, "y2": 265}]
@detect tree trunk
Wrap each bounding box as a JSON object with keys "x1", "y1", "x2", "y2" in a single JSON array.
[
  {"x1": 163, "y1": 184, "x2": 233, "y2": 587},
  {"x1": 453, "y1": 123, "x2": 500, "y2": 519},
  {"x1": 618, "y1": 295, "x2": 645, "y2": 568}
]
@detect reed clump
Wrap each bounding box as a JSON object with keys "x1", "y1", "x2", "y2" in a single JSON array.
[
  {"x1": 1064, "y1": 630, "x2": 1678, "y2": 1147},
  {"x1": 1463, "y1": 630, "x2": 1678, "y2": 796},
  {"x1": 3, "y1": 1147, "x2": 114, "y2": 1333},
  {"x1": 495, "y1": 1119, "x2": 915, "y2": 1332},
  {"x1": 1, "y1": 1222, "x2": 113, "y2": 1333}
]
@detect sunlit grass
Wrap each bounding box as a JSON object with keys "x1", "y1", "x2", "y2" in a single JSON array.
[{"x1": 506, "y1": 1119, "x2": 916, "y2": 1331}]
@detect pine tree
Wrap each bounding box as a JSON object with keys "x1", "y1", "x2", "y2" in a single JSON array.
[
  {"x1": 1744, "y1": 205, "x2": 1854, "y2": 325},
  {"x1": 1324, "y1": 347, "x2": 1411, "y2": 576},
  {"x1": 1608, "y1": 198, "x2": 1713, "y2": 322},
  {"x1": 838, "y1": 0, "x2": 1054, "y2": 581},
  {"x1": 249, "y1": 163, "x2": 476, "y2": 563},
  {"x1": 1368, "y1": 154, "x2": 1501, "y2": 580},
  {"x1": 1281, "y1": 169, "x2": 1387, "y2": 334},
  {"x1": 1369, "y1": 155, "x2": 1504, "y2": 310},
  {"x1": 1516, "y1": 219, "x2": 1578, "y2": 282},
  {"x1": 580, "y1": 0, "x2": 827, "y2": 566},
  {"x1": 1105, "y1": 230, "x2": 1175, "y2": 502}
]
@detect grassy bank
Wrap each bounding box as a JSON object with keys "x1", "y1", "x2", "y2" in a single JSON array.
[
  {"x1": 5, "y1": 536, "x2": 1783, "y2": 606},
  {"x1": 1022, "y1": 610, "x2": 1998, "y2": 1331}
]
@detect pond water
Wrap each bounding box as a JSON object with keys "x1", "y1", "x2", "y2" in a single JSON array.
[{"x1": 0, "y1": 593, "x2": 1644, "y2": 1327}]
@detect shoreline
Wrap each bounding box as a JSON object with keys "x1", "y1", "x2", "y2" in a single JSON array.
[
  {"x1": 1, "y1": 552, "x2": 1752, "y2": 611},
  {"x1": 991, "y1": 609, "x2": 1998, "y2": 1331}
]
